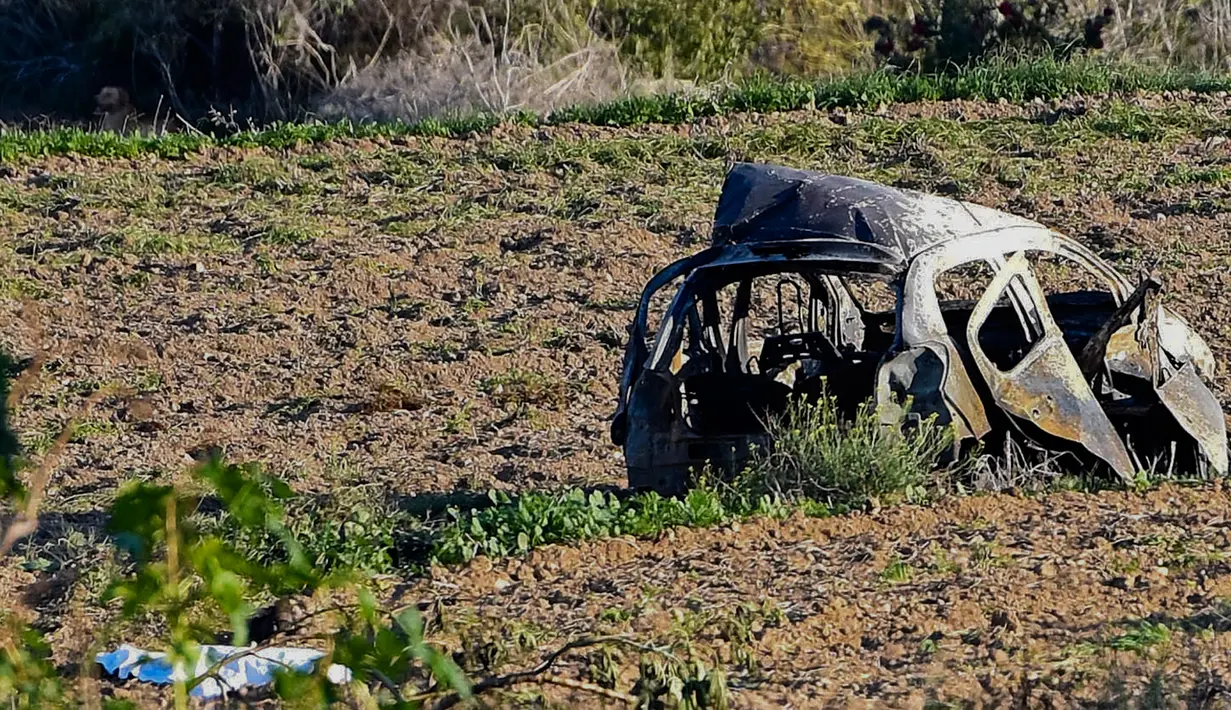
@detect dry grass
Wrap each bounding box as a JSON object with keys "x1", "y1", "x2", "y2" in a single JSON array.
[
  {"x1": 314, "y1": 3, "x2": 638, "y2": 121},
  {"x1": 6, "y1": 0, "x2": 1231, "y2": 125},
  {"x1": 1104, "y1": 0, "x2": 1231, "y2": 70}
]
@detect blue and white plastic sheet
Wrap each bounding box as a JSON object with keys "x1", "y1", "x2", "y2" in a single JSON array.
[{"x1": 96, "y1": 643, "x2": 352, "y2": 698}]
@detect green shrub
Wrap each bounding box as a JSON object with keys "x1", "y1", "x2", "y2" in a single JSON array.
[
  {"x1": 595, "y1": 0, "x2": 770, "y2": 79},
  {"x1": 861, "y1": 0, "x2": 1116, "y2": 70},
  {"x1": 202, "y1": 484, "x2": 411, "y2": 575},
  {"x1": 0, "y1": 614, "x2": 63, "y2": 709},
  {"x1": 738, "y1": 393, "x2": 955, "y2": 510},
  {"x1": 432, "y1": 486, "x2": 746, "y2": 564}
]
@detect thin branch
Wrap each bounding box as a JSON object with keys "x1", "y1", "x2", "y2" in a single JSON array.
[
  {"x1": 0, "y1": 386, "x2": 110, "y2": 558},
  {"x1": 6, "y1": 302, "x2": 46, "y2": 409},
  {"x1": 540, "y1": 675, "x2": 637, "y2": 704},
  {"x1": 185, "y1": 633, "x2": 333, "y2": 693},
  {"x1": 369, "y1": 668, "x2": 407, "y2": 705},
  {"x1": 431, "y1": 635, "x2": 673, "y2": 709}
]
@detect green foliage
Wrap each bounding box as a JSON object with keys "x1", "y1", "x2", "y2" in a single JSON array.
[
  {"x1": 480, "y1": 369, "x2": 570, "y2": 409},
  {"x1": 432, "y1": 484, "x2": 779, "y2": 564},
  {"x1": 1106, "y1": 620, "x2": 1173, "y2": 653},
  {"x1": 881, "y1": 556, "x2": 913, "y2": 583},
  {"x1": 632, "y1": 655, "x2": 731, "y2": 710},
  {"x1": 3, "y1": 57, "x2": 1231, "y2": 161},
  {"x1": 105, "y1": 459, "x2": 319, "y2": 670},
  {"x1": 738, "y1": 393, "x2": 955, "y2": 510},
  {"x1": 0, "y1": 614, "x2": 63, "y2": 708},
  {"x1": 97, "y1": 458, "x2": 471, "y2": 706},
  {"x1": 864, "y1": 0, "x2": 1117, "y2": 70},
  {"x1": 597, "y1": 0, "x2": 769, "y2": 79},
  {"x1": 207, "y1": 486, "x2": 410, "y2": 575}
]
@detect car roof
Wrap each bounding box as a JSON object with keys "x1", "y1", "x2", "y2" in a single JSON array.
[{"x1": 710, "y1": 163, "x2": 1048, "y2": 270}]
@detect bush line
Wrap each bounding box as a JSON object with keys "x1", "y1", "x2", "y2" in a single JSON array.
[{"x1": 3, "y1": 56, "x2": 1230, "y2": 161}]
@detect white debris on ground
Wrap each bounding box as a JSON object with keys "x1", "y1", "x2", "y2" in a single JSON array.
[{"x1": 96, "y1": 644, "x2": 352, "y2": 698}]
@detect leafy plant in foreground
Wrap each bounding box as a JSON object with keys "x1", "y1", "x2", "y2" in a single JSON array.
[
  {"x1": 102, "y1": 457, "x2": 471, "y2": 708},
  {"x1": 0, "y1": 351, "x2": 470, "y2": 708},
  {"x1": 0, "y1": 613, "x2": 63, "y2": 708}
]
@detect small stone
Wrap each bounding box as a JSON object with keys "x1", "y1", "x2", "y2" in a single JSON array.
[
  {"x1": 122, "y1": 397, "x2": 157, "y2": 423},
  {"x1": 880, "y1": 643, "x2": 907, "y2": 662},
  {"x1": 1036, "y1": 561, "x2": 1058, "y2": 578}
]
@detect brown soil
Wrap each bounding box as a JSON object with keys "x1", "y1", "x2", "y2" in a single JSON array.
[
  {"x1": 4, "y1": 94, "x2": 1231, "y2": 706},
  {"x1": 431, "y1": 484, "x2": 1231, "y2": 708}
]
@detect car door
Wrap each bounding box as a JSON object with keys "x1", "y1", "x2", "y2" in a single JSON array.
[{"x1": 964, "y1": 252, "x2": 1136, "y2": 480}]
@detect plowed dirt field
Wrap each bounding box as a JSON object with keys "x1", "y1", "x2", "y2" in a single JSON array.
[{"x1": 5, "y1": 93, "x2": 1231, "y2": 707}]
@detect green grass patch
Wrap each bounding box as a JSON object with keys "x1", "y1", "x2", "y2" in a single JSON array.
[
  {"x1": 4, "y1": 56, "x2": 1231, "y2": 161},
  {"x1": 480, "y1": 369, "x2": 571, "y2": 409},
  {"x1": 431, "y1": 485, "x2": 778, "y2": 564},
  {"x1": 737, "y1": 394, "x2": 955, "y2": 510},
  {"x1": 1106, "y1": 621, "x2": 1174, "y2": 653}
]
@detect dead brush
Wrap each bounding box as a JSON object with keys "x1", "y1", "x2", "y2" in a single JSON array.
[
  {"x1": 313, "y1": 0, "x2": 635, "y2": 121},
  {"x1": 958, "y1": 433, "x2": 1074, "y2": 493}
]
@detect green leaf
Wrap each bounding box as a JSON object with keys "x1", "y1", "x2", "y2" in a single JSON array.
[
  {"x1": 358, "y1": 586, "x2": 379, "y2": 626},
  {"x1": 107, "y1": 482, "x2": 176, "y2": 561}
]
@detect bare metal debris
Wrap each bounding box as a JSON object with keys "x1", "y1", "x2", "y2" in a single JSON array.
[{"x1": 611, "y1": 163, "x2": 1228, "y2": 493}]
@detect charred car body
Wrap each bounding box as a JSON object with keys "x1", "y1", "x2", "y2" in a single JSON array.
[{"x1": 611, "y1": 163, "x2": 1228, "y2": 493}]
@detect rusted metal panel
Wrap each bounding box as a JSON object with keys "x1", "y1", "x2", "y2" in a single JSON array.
[{"x1": 964, "y1": 253, "x2": 1135, "y2": 480}]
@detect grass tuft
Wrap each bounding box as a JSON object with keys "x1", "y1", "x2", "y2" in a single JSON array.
[{"x1": 737, "y1": 393, "x2": 955, "y2": 511}]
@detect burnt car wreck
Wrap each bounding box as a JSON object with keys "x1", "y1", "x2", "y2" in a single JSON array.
[{"x1": 611, "y1": 163, "x2": 1228, "y2": 493}]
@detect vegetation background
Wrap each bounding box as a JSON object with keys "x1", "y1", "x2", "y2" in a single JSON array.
[{"x1": 3, "y1": 0, "x2": 1230, "y2": 124}]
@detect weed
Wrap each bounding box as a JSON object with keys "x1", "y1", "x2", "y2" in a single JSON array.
[
  {"x1": 930, "y1": 544, "x2": 961, "y2": 575},
  {"x1": 1106, "y1": 620, "x2": 1173, "y2": 654},
  {"x1": 632, "y1": 654, "x2": 730, "y2": 710},
  {"x1": 260, "y1": 224, "x2": 317, "y2": 247},
  {"x1": 203, "y1": 484, "x2": 413, "y2": 576},
  {"x1": 0, "y1": 277, "x2": 51, "y2": 301},
  {"x1": 68, "y1": 418, "x2": 117, "y2": 443},
  {"x1": 881, "y1": 557, "x2": 913, "y2": 584},
  {"x1": 738, "y1": 393, "x2": 954, "y2": 510},
  {"x1": 587, "y1": 645, "x2": 622, "y2": 689},
  {"x1": 444, "y1": 401, "x2": 475, "y2": 435},
  {"x1": 599, "y1": 606, "x2": 636, "y2": 625},
  {"x1": 432, "y1": 484, "x2": 750, "y2": 564},
  {"x1": 480, "y1": 369, "x2": 570, "y2": 410},
  {"x1": 969, "y1": 540, "x2": 1011, "y2": 571}
]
